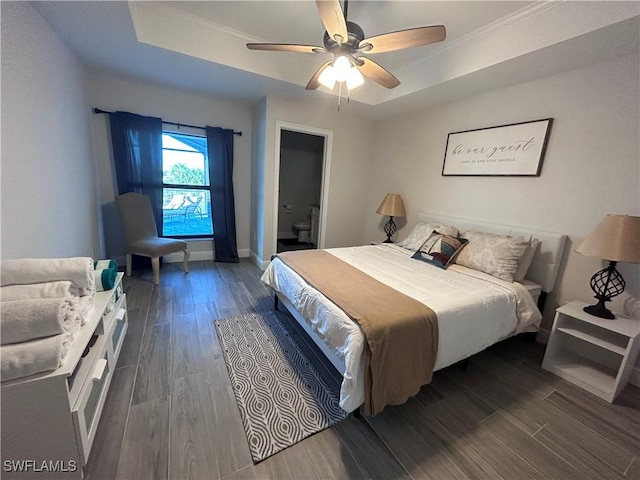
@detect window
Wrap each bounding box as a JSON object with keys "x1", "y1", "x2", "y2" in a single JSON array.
[{"x1": 161, "y1": 132, "x2": 213, "y2": 237}]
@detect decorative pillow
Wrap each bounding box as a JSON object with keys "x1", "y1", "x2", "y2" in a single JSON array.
[
  {"x1": 411, "y1": 232, "x2": 468, "y2": 269},
  {"x1": 398, "y1": 222, "x2": 460, "y2": 251},
  {"x1": 513, "y1": 238, "x2": 540, "y2": 282},
  {"x1": 623, "y1": 293, "x2": 640, "y2": 319},
  {"x1": 455, "y1": 231, "x2": 529, "y2": 282}
]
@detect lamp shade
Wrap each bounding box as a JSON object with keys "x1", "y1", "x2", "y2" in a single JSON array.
[
  {"x1": 376, "y1": 193, "x2": 406, "y2": 217},
  {"x1": 576, "y1": 214, "x2": 640, "y2": 263}
]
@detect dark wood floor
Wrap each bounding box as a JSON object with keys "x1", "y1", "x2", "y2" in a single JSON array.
[{"x1": 85, "y1": 259, "x2": 640, "y2": 480}]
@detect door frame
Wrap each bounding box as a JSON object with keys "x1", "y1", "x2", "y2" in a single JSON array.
[{"x1": 273, "y1": 121, "x2": 333, "y2": 253}]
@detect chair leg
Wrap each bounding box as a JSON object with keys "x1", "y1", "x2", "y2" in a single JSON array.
[
  {"x1": 182, "y1": 250, "x2": 190, "y2": 273},
  {"x1": 126, "y1": 254, "x2": 132, "y2": 277},
  {"x1": 151, "y1": 257, "x2": 160, "y2": 285}
]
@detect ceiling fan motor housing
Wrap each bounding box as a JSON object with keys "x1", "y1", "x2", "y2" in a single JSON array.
[{"x1": 323, "y1": 21, "x2": 365, "y2": 53}]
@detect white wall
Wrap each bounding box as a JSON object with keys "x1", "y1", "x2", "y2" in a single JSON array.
[
  {"x1": 251, "y1": 98, "x2": 268, "y2": 264},
  {"x1": 87, "y1": 72, "x2": 253, "y2": 261},
  {"x1": 1, "y1": 2, "x2": 101, "y2": 260},
  {"x1": 365, "y1": 53, "x2": 640, "y2": 331},
  {"x1": 251, "y1": 96, "x2": 375, "y2": 266}
]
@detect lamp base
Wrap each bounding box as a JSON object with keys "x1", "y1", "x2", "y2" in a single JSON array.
[
  {"x1": 583, "y1": 261, "x2": 624, "y2": 320},
  {"x1": 383, "y1": 216, "x2": 397, "y2": 243},
  {"x1": 583, "y1": 302, "x2": 615, "y2": 320}
]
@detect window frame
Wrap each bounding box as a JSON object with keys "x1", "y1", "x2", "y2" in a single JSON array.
[{"x1": 161, "y1": 130, "x2": 213, "y2": 239}]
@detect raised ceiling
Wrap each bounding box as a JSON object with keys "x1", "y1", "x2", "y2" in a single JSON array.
[{"x1": 33, "y1": 1, "x2": 640, "y2": 118}]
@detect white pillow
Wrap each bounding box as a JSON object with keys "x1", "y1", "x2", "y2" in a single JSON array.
[
  {"x1": 397, "y1": 222, "x2": 460, "y2": 251},
  {"x1": 623, "y1": 294, "x2": 640, "y2": 319},
  {"x1": 513, "y1": 238, "x2": 540, "y2": 282},
  {"x1": 455, "y1": 230, "x2": 529, "y2": 282}
]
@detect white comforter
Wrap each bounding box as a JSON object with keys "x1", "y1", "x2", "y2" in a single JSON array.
[{"x1": 261, "y1": 244, "x2": 541, "y2": 412}]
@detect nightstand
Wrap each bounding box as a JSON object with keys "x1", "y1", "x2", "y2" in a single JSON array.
[{"x1": 542, "y1": 301, "x2": 640, "y2": 402}]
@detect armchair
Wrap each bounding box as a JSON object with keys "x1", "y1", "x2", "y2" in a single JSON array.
[{"x1": 115, "y1": 192, "x2": 189, "y2": 285}]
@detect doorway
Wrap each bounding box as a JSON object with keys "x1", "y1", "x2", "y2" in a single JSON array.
[{"x1": 273, "y1": 122, "x2": 332, "y2": 254}]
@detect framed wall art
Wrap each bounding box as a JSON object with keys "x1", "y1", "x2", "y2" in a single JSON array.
[{"x1": 442, "y1": 118, "x2": 553, "y2": 176}]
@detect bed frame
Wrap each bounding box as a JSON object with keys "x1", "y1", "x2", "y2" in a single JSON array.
[{"x1": 274, "y1": 213, "x2": 567, "y2": 376}]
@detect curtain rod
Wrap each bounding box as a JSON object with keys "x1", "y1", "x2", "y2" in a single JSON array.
[{"x1": 93, "y1": 108, "x2": 242, "y2": 136}]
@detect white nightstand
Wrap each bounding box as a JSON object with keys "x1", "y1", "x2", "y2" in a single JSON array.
[{"x1": 542, "y1": 301, "x2": 640, "y2": 403}]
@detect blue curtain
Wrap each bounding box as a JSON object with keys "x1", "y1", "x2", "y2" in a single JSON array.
[
  {"x1": 109, "y1": 112, "x2": 164, "y2": 232},
  {"x1": 207, "y1": 127, "x2": 239, "y2": 263}
]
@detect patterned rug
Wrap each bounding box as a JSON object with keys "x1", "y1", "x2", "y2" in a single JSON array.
[{"x1": 214, "y1": 311, "x2": 349, "y2": 463}]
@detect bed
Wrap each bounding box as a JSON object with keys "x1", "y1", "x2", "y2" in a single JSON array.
[{"x1": 261, "y1": 213, "x2": 567, "y2": 414}]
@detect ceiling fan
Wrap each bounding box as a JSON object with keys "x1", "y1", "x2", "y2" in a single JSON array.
[{"x1": 246, "y1": 0, "x2": 446, "y2": 91}]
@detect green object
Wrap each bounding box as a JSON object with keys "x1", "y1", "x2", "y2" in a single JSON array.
[{"x1": 98, "y1": 268, "x2": 117, "y2": 291}]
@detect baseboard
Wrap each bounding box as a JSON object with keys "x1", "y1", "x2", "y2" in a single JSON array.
[
  {"x1": 162, "y1": 249, "x2": 250, "y2": 263},
  {"x1": 165, "y1": 250, "x2": 212, "y2": 262},
  {"x1": 250, "y1": 250, "x2": 271, "y2": 270}
]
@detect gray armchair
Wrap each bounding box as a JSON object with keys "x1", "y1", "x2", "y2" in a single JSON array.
[{"x1": 115, "y1": 192, "x2": 189, "y2": 285}]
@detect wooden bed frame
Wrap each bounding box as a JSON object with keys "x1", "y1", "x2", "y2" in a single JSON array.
[{"x1": 273, "y1": 213, "x2": 567, "y2": 376}]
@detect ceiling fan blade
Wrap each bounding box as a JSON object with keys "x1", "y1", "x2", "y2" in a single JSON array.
[
  {"x1": 356, "y1": 57, "x2": 400, "y2": 89},
  {"x1": 246, "y1": 43, "x2": 325, "y2": 54},
  {"x1": 359, "y1": 25, "x2": 446, "y2": 54},
  {"x1": 316, "y1": 0, "x2": 348, "y2": 44},
  {"x1": 306, "y1": 61, "x2": 333, "y2": 90}
]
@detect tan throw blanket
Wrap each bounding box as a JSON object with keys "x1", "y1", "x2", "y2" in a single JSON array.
[{"x1": 278, "y1": 250, "x2": 438, "y2": 415}]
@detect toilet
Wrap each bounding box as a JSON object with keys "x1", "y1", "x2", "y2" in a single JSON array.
[{"x1": 292, "y1": 220, "x2": 311, "y2": 243}]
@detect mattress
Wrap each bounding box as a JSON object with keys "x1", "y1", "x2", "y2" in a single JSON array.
[{"x1": 261, "y1": 243, "x2": 542, "y2": 412}]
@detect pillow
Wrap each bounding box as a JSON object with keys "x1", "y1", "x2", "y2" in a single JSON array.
[
  {"x1": 455, "y1": 231, "x2": 529, "y2": 282},
  {"x1": 398, "y1": 222, "x2": 460, "y2": 251},
  {"x1": 411, "y1": 231, "x2": 468, "y2": 269},
  {"x1": 513, "y1": 238, "x2": 540, "y2": 282},
  {"x1": 623, "y1": 293, "x2": 640, "y2": 319}
]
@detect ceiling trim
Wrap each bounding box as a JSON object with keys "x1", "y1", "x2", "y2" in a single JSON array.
[
  {"x1": 123, "y1": 1, "x2": 639, "y2": 109},
  {"x1": 417, "y1": 0, "x2": 559, "y2": 64}
]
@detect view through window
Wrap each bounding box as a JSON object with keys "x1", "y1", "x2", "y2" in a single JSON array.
[{"x1": 162, "y1": 132, "x2": 213, "y2": 237}]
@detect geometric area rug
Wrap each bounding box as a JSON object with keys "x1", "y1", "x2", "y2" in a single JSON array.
[{"x1": 214, "y1": 311, "x2": 349, "y2": 463}]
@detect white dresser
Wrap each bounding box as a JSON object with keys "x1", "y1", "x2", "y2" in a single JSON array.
[{"x1": 1, "y1": 274, "x2": 128, "y2": 478}]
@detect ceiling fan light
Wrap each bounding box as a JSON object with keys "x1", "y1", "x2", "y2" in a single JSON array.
[
  {"x1": 346, "y1": 66, "x2": 364, "y2": 90},
  {"x1": 333, "y1": 55, "x2": 351, "y2": 82},
  {"x1": 318, "y1": 65, "x2": 337, "y2": 89}
]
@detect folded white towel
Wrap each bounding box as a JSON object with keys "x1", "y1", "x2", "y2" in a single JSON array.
[
  {"x1": 1, "y1": 333, "x2": 73, "y2": 382},
  {"x1": 1, "y1": 298, "x2": 81, "y2": 345},
  {"x1": 1, "y1": 281, "x2": 79, "y2": 301},
  {"x1": 78, "y1": 295, "x2": 95, "y2": 326},
  {"x1": 1, "y1": 257, "x2": 95, "y2": 291}
]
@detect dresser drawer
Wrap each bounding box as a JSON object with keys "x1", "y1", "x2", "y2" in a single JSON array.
[
  {"x1": 107, "y1": 294, "x2": 128, "y2": 374},
  {"x1": 110, "y1": 302, "x2": 128, "y2": 361},
  {"x1": 71, "y1": 340, "x2": 114, "y2": 465}
]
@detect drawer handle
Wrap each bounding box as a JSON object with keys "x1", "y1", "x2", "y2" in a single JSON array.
[
  {"x1": 91, "y1": 358, "x2": 108, "y2": 382},
  {"x1": 115, "y1": 308, "x2": 126, "y2": 321}
]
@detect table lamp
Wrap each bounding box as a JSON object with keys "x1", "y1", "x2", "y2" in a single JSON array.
[
  {"x1": 575, "y1": 214, "x2": 640, "y2": 319},
  {"x1": 376, "y1": 193, "x2": 406, "y2": 243}
]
